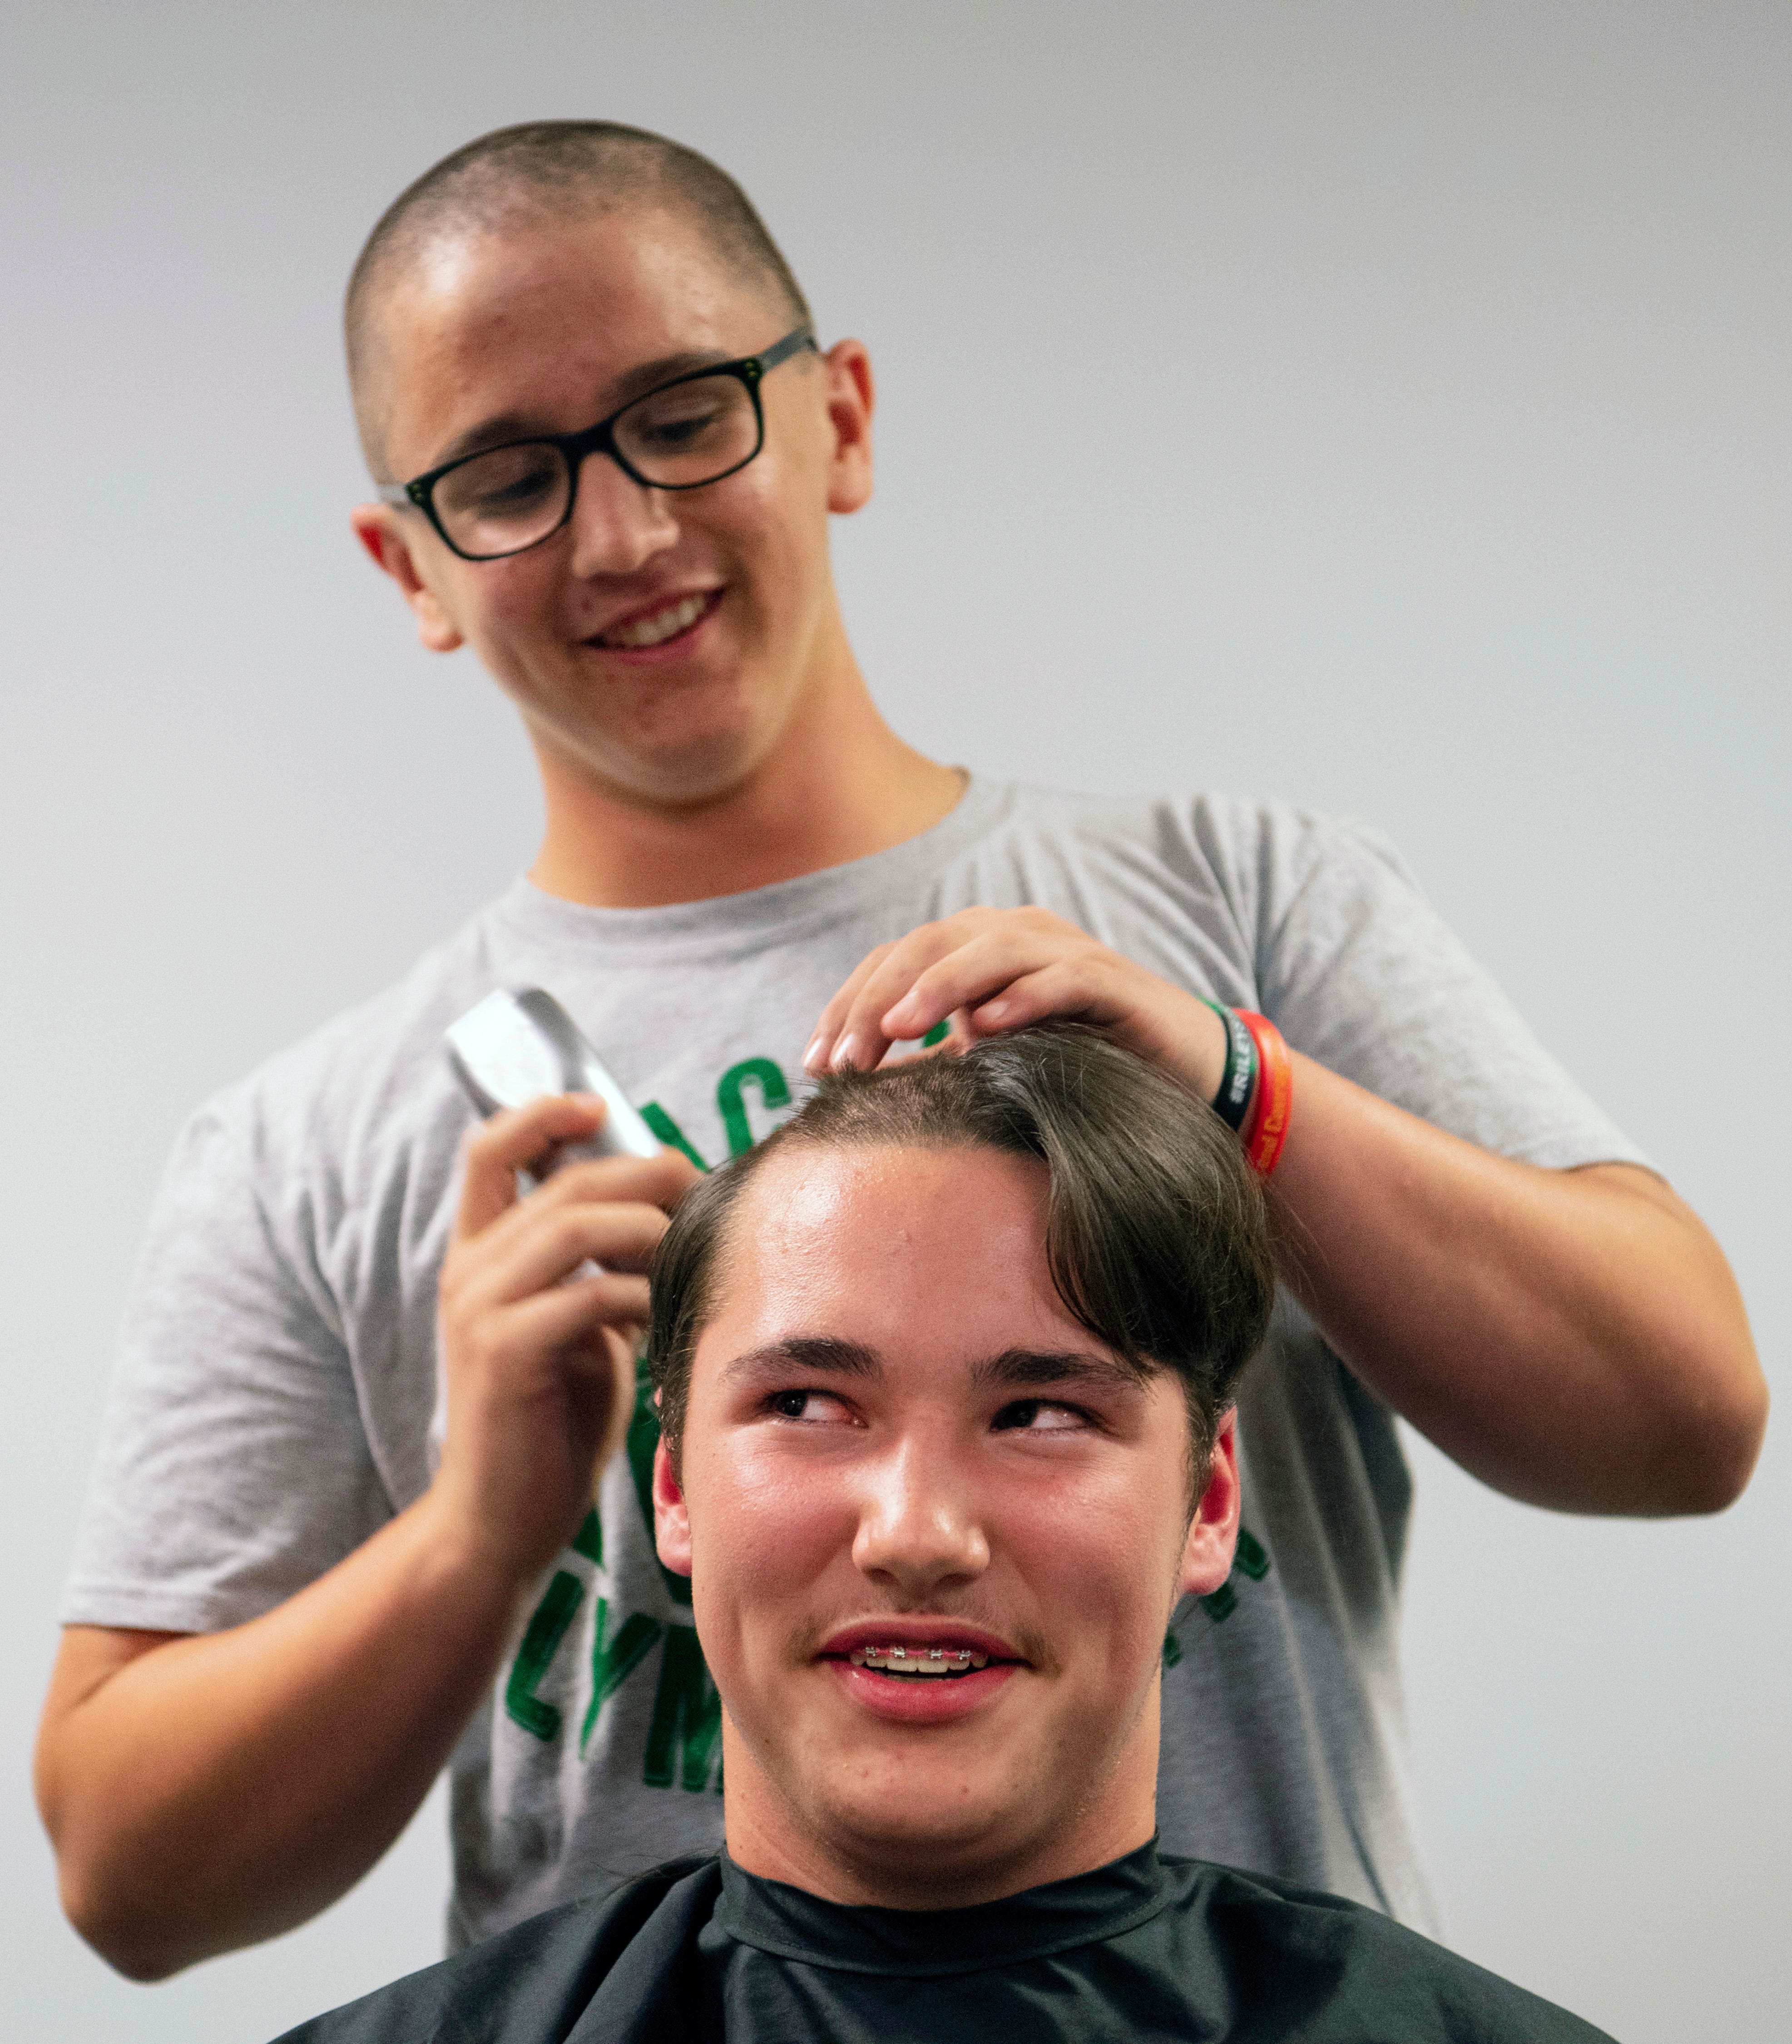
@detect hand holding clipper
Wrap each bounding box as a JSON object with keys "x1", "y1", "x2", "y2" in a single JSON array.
[{"x1": 433, "y1": 991, "x2": 696, "y2": 1564}]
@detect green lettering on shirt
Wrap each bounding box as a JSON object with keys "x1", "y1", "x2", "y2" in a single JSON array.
[
  {"x1": 1198, "y1": 1526, "x2": 1273, "y2": 1624},
  {"x1": 579, "y1": 1599, "x2": 663, "y2": 1755},
  {"x1": 643, "y1": 1622, "x2": 723, "y2": 1791},
  {"x1": 921, "y1": 1020, "x2": 951, "y2": 1047},
  {"x1": 1199, "y1": 1582, "x2": 1238, "y2": 1623},
  {"x1": 571, "y1": 1508, "x2": 603, "y2": 1565},
  {"x1": 717, "y1": 1057, "x2": 792, "y2": 1156},
  {"x1": 640, "y1": 1101, "x2": 710, "y2": 1172},
  {"x1": 505, "y1": 1569, "x2": 584, "y2": 1741}
]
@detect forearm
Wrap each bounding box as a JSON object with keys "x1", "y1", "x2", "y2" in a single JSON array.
[
  {"x1": 35, "y1": 1490, "x2": 530, "y2": 1980},
  {"x1": 1270, "y1": 1051, "x2": 1766, "y2": 1515}
]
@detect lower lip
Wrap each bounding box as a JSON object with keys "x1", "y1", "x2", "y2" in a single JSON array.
[
  {"x1": 824, "y1": 1658, "x2": 1018, "y2": 1725},
  {"x1": 586, "y1": 590, "x2": 723, "y2": 665}
]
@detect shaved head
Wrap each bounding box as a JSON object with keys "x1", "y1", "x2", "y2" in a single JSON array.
[{"x1": 345, "y1": 120, "x2": 811, "y2": 478}]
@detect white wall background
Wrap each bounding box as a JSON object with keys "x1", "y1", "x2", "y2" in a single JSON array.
[{"x1": 2, "y1": 4, "x2": 1785, "y2": 2038}]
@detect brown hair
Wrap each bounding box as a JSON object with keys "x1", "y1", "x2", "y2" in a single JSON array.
[
  {"x1": 345, "y1": 120, "x2": 811, "y2": 475},
  {"x1": 647, "y1": 1025, "x2": 1276, "y2": 1473}
]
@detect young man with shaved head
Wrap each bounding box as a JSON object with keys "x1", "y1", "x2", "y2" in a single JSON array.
[
  {"x1": 39, "y1": 122, "x2": 1762, "y2": 1981},
  {"x1": 277, "y1": 1030, "x2": 1614, "y2": 2042}
]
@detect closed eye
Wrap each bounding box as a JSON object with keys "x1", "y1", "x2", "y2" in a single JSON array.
[{"x1": 634, "y1": 404, "x2": 730, "y2": 450}]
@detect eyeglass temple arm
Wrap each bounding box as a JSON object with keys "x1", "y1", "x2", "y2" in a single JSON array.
[{"x1": 754, "y1": 325, "x2": 819, "y2": 375}]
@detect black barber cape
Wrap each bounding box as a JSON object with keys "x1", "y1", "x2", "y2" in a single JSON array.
[{"x1": 275, "y1": 1842, "x2": 1615, "y2": 2044}]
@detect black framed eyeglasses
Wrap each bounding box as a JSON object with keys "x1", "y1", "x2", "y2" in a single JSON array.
[{"x1": 381, "y1": 325, "x2": 818, "y2": 561}]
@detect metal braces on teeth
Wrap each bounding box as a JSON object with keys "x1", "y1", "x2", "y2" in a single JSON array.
[{"x1": 847, "y1": 1645, "x2": 988, "y2": 1672}]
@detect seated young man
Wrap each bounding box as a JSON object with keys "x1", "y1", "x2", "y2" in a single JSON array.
[{"x1": 278, "y1": 1028, "x2": 1614, "y2": 2043}]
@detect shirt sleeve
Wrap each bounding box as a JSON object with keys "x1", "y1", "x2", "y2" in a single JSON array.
[
  {"x1": 1232, "y1": 801, "x2": 1653, "y2": 1173},
  {"x1": 60, "y1": 1085, "x2": 393, "y2": 1634}
]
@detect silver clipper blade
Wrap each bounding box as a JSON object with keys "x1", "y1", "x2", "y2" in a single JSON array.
[{"x1": 445, "y1": 988, "x2": 661, "y2": 1162}]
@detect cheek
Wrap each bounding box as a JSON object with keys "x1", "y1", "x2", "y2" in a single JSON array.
[
  {"x1": 472, "y1": 558, "x2": 563, "y2": 644},
  {"x1": 1005, "y1": 1476, "x2": 1184, "y2": 1667},
  {"x1": 713, "y1": 459, "x2": 824, "y2": 597},
  {"x1": 686, "y1": 1443, "x2": 852, "y2": 1647}
]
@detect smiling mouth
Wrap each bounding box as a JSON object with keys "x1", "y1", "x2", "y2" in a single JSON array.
[
  {"x1": 848, "y1": 1646, "x2": 994, "y2": 1679},
  {"x1": 593, "y1": 590, "x2": 719, "y2": 650}
]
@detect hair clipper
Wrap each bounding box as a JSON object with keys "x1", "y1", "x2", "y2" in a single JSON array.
[{"x1": 444, "y1": 987, "x2": 661, "y2": 1165}]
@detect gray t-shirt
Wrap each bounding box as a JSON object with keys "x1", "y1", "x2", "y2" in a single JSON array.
[{"x1": 63, "y1": 779, "x2": 1647, "y2": 1950}]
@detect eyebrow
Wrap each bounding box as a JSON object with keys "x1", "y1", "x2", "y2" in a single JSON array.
[
  {"x1": 426, "y1": 348, "x2": 741, "y2": 472},
  {"x1": 719, "y1": 1335, "x2": 882, "y2": 1388},
  {"x1": 968, "y1": 1348, "x2": 1148, "y2": 1396},
  {"x1": 717, "y1": 1337, "x2": 1144, "y2": 1396}
]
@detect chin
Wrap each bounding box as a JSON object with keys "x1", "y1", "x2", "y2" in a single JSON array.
[
  {"x1": 814, "y1": 1776, "x2": 1025, "y2": 1864},
  {"x1": 635, "y1": 736, "x2": 771, "y2": 810},
  {"x1": 609, "y1": 655, "x2": 794, "y2": 793},
  {"x1": 577, "y1": 705, "x2": 784, "y2": 811},
  {"x1": 814, "y1": 1796, "x2": 1058, "y2": 1910}
]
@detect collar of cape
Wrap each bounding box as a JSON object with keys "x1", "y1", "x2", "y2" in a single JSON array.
[{"x1": 708, "y1": 1839, "x2": 1179, "y2": 1980}]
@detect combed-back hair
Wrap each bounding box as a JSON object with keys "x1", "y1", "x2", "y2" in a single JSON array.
[
  {"x1": 647, "y1": 1025, "x2": 1276, "y2": 1472},
  {"x1": 345, "y1": 120, "x2": 811, "y2": 474}
]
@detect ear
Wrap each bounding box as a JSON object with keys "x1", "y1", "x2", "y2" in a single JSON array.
[
  {"x1": 821, "y1": 338, "x2": 875, "y2": 515},
  {"x1": 652, "y1": 1436, "x2": 693, "y2": 1578},
  {"x1": 348, "y1": 503, "x2": 465, "y2": 654},
  {"x1": 1177, "y1": 1408, "x2": 1242, "y2": 1600}
]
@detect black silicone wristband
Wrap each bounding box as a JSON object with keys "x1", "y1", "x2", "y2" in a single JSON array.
[{"x1": 1201, "y1": 998, "x2": 1258, "y2": 1133}]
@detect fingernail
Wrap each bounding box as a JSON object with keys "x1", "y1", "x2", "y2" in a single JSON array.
[
  {"x1": 802, "y1": 1035, "x2": 826, "y2": 1072},
  {"x1": 832, "y1": 1034, "x2": 861, "y2": 1070}
]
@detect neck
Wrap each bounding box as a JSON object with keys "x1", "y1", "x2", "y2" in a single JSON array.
[{"x1": 526, "y1": 667, "x2": 964, "y2": 910}]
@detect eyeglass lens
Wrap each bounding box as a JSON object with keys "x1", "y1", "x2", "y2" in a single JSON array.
[{"x1": 430, "y1": 373, "x2": 762, "y2": 557}]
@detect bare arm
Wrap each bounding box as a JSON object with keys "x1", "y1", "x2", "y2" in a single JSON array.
[
  {"x1": 36, "y1": 1094, "x2": 697, "y2": 1980},
  {"x1": 807, "y1": 908, "x2": 1766, "y2": 1517},
  {"x1": 1263, "y1": 1053, "x2": 1761, "y2": 1513},
  {"x1": 38, "y1": 1509, "x2": 525, "y2": 1980}
]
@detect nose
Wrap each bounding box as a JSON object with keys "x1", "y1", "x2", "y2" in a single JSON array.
[
  {"x1": 851, "y1": 1438, "x2": 990, "y2": 1597},
  {"x1": 565, "y1": 449, "x2": 679, "y2": 578}
]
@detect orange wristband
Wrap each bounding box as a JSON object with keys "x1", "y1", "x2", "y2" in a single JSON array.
[{"x1": 1235, "y1": 1009, "x2": 1293, "y2": 1177}]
